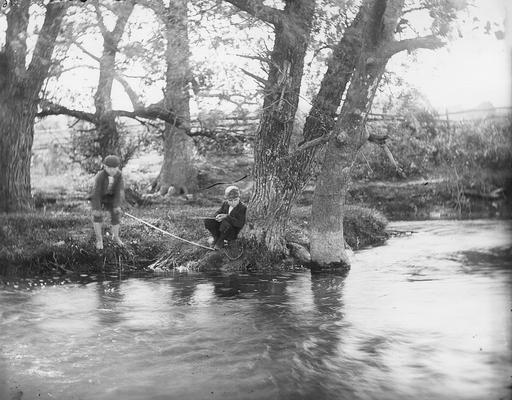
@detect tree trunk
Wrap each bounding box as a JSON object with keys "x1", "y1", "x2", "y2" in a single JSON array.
[
  {"x1": 0, "y1": 0, "x2": 66, "y2": 213},
  {"x1": 245, "y1": 0, "x2": 315, "y2": 254},
  {"x1": 0, "y1": 98, "x2": 37, "y2": 212},
  {"x1": 93, "y1": 1, "x2": 135, "y2": 160},
  {"x1": 309, "y1": 0, "x2": 404, "y2": 268},
  {"x1": 159, "y1": 129, "x2": 197, "y2": 195},
  {"x1": 157, "y1": 0, "x2": 197, "y2": 195}
]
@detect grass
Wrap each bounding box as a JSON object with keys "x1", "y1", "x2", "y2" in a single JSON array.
[{"x1": 0, "y1": 198, "x2": 389, "y2": 277}]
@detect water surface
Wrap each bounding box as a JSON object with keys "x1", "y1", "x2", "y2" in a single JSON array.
[{"x1": 1, "y1": 220, "x2": 511, "y2": 400}]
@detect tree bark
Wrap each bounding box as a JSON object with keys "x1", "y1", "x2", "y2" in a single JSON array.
[
  {"x1": 243, "y1": 0, "x2": 315, "y2": 254},
  {"x1": 157, "y1": 0, "x2": 197, "y2": 195},
  {"x1": 0, "y1": 0, "x2": 66, "y2": 213},
  {"x1": 92, "y1": 1, "x2": 135, "y2": 159},
  {"x1": 309, "y1": 0, "x2": 404, "y2": 268}
]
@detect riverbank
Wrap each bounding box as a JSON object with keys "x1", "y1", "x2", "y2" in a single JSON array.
[
  {"x1": 0, "y1": 198, "x2": 389, "y2": 277},
  {"x1": 4, "y1": 129, "x2": 510, "y2": 277}
]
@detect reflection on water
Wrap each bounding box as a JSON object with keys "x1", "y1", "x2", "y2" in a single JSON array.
[{"x1": 1, "y1": 220, "x2": 511, "y2": 400}]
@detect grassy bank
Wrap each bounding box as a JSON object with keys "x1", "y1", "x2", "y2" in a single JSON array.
[{"x1": 0, "y1": 200, "x2": 388, "y2": 277}]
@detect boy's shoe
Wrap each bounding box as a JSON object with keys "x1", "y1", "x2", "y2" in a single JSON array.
[
  {"x1": 113, "y1": 237, "x2": 124, "y2": 246},
  {"x1": 95, "y1": 240, "x2": 104, "y2": 250}
]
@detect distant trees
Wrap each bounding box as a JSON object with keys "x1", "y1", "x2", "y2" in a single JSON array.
[
  {"x1": 38, "y1": 0, "x2": 182, "y2": 172},
  {"x1": 0, "y1": 0, "x2": 67, "y2": 212},
  {"x1": 148, "y1": 0, "x2": 197, "y2": 196}
]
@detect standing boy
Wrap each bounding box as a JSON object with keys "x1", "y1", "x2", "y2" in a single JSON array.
[
  {"x1": 90, "y1": 155, "x2": 124, "y2": 250},
  {"x1": 204, "y1": 185, "x2": 246, "y2": 250}
]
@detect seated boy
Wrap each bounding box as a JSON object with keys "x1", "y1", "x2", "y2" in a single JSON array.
[
  {"x1": 204, "y1": 185, "x2": 247, "y2": 250},
  {"x1": 90, "y1": 155, "x2": 125, "y2": 250}
]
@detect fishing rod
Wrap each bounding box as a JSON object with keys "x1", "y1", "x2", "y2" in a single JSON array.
[
  {"x1": 124, "y1": 212, "x2": 215, "y2": 251},
  {"x1": 125, "y1": 212, "x2": 245, "y2": 261}
]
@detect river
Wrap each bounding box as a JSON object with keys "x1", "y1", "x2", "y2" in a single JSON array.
[{"x1": 1, "y1": 220, "x2": 511, "y2": 400}]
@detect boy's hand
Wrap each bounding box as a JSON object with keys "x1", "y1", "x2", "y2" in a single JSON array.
[
  {"x1": 113, "y1": 207, "x2": 121, "y2": 214},
  {"x1": 215, "y1": 214, "x2": 227, "y2": 222},
  {"x1": 92, "y1": 210, "x2": 102, "y2": 218}
]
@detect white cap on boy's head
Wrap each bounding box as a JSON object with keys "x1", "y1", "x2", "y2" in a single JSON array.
[{"x1": 224, "y1": 185, "x2": 240, "y2": 199}]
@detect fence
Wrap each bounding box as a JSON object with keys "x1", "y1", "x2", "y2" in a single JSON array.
[{"x1": 33, "y1": 106, "x2": 511, "y2": 152}]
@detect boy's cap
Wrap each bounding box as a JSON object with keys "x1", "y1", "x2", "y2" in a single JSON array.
[
  {"x1": 103, "y1": 155, "x2": 121, "y2": 168},
  {"x1": 225, "y1": 185, "x2": 240, "y2": 199}
]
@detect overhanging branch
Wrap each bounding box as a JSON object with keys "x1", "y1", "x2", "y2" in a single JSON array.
[
  {"x1": 223, "y1": 0, "x2": 283, "y2": 25},
  {"x1": 37, "y1": 100, "x2": 183, "y2": 128},
  {"x1": 383, "y1": 35, "x2": 446, "y2": 58},
  {"x1": 240, "y1": 68, "x2": 267, "y2": 88},
  {"x1": 281, "y1": 135, "x2": 330, "y2": 161},
  {"x1": 111, "y1": 104, "x2": 184, "y2": 128},
  {"x1": 37, "y1": 101, "x2": 96, "y2": 123}
]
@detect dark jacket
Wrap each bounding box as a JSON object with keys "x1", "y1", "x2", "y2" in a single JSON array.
[
  {"x1": 215, "y1": 201, "x2": 247, "y2": 231},
  {"x1": 90, "y1": 170, "x2": 124, "y2": 210}
]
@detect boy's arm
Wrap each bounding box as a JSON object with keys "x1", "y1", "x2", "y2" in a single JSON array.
[
  {"x1": 90, "y1": 172, "x2": 103, "y2": 210},
  {"x1": 214, "y1": 202, "x2": 227, "y2": 216},
  {"x1": 112, "y1": 174, "x2": 124, "y2": 209},
  {"x1": 225, "y1": 203, "x2": 246, "y2": 229}
]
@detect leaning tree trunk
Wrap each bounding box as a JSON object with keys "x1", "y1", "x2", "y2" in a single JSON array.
[
  {"x1": 245, "y1": 0, "x2": 315, "y2": 254},
  {"x1": 157, "y1": 0, "x2": 197, "y2": 195},
  {"x1": 93, "y1": 1, "x2": 135, "y2": 161},
  {"x1": 0, "y1": 0, "x2": 66, "y2": 213},
  {"x1": 275, "y1": 4, "x2": 366, "y2": 223},
  {"x1": 309, "y1": 0, "x2": 403, "y2": 268}
]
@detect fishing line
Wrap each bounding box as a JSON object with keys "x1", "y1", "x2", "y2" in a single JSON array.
[{"x1": 200, "y1": 174, "x2": 248, "y2": 191}]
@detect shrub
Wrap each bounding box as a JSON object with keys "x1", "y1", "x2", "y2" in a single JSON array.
[{"x1": 352, "y1": 111, "x2": 512, "y2": 188}]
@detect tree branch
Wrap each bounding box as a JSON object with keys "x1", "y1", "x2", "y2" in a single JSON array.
[
  {"x1": 281, "y1": 135, "x2": 330, "y2": 160},
  {"x1": 382, "y1": 144, "x2": 406, "y2": 178},
  {"x1": 73, "y1": 41, "x2": 101, "y2": 62},
  {"x1": 111, "y1": 0, "x2": 135, "y2": 42},
  {"x1": 381, "y1": 35, "x2": 446, "y2": 58},
  {"x1": 367, "y1": 132, "x2": 389, "y2": 145},
  {"x1": 93, "y1": 1, "x2": 108, "y2": 38},
  {"x1": 110, "y1": 104, "x2": 184, "y2": 128},
  {"x1": 37, "y1": 101, "x2": 96, "y2": 123},
  {"x1": 236, "y1": 53, "x2": 271, "y2": 65},
  {"x1": 92, "y1": 0, "x2": 109, "y2": 39},
  {"x1": 38, "y1": 100, "x2": 182, "y2": 128},
  {"x1": 113, "y1": 72, "x2": 144, "y2": 109},
  {"x1": 240, "y1": 68, "x2": 267, "y2": 88},
  {"x1": 26, "y1": 1, "x2": 67, "y2": 87},
  {"x1": 223, "y1": 0, "x2": 283, "y2": 25}
]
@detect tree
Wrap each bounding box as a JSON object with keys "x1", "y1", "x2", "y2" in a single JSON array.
[
  {"x1": 92, "y1": 0, "x2": 136, "y2": 159},
  {"x1": 222, "y1": 0, "x2": 466, "y2": 267},
  {"x1": 223, "y1": 0, "x2": 316, "y2": 254},
  {"x1": 309, "y1": 0, "x2": 453, "y2": 267},
  {"x1": 146, "y1": 0, "x2": 197, "y2": 196},
  {"x1": 0, "y1": 0, "x2": 67, "y2": 212},
  {"x1": 38, "y1": 0, "x2": 184, "y2": 172}
]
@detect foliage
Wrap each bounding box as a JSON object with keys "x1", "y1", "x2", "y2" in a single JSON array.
[
  {"x1": 343, "y1": 205, "x2": 389, "y2": 249},
  {"x1": 286, "y1": 205, "x2": 389, "y2": 250},
  {"x1": 69, "y1": 120, "x2": 153, "y2": 173},
  {"x1": 353, "y1": 113, "x2": 512, "y2": 190}
]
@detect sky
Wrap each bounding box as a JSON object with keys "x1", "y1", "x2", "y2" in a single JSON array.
[
  {"x1": 1, "y1": 0, "x2": 510, "y2": 114},
  {"x1": 388, "y1": 0, "x2": 511, "y2": 112}
]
